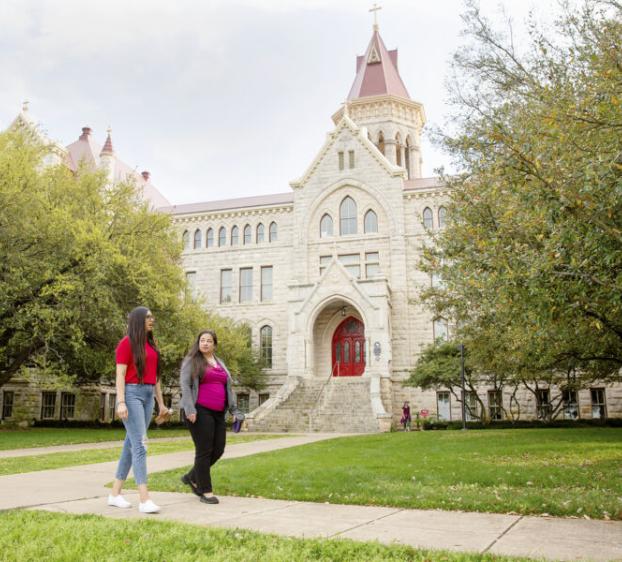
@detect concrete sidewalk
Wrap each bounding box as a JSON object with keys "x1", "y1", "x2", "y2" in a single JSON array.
[
  {"x1": 1, "y1": 433, "x2": 620, "y2": 561},
  {"x1": 0, "y1": 435, "x2": 191, "y2": 458},
  {"x1": 0, "y1": 431, "x2": 289, "y2": 459}
]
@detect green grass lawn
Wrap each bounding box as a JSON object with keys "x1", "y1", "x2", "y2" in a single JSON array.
[
  {"x1": 145, "y1": 428, "x2": 622, "y2": 520},
  {"x1": 0, "y1": 434, "x2": 284, "y2": 476},
  {"x1": 0, "y1": 427, "x2": 191, "y2": 450},
  {"x1": 0, "y1": 510, "x2": 534, "y2": 562}
]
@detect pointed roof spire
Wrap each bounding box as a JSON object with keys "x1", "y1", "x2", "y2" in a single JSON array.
[
  {"x1": 347, "y1": 28, "x2": 410, "y2": 101},
  {"x1": 100, "y1": 127, "x2": 114, "y2": 156}
]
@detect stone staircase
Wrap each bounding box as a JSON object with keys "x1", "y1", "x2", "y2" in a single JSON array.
[
  {"x1": 309, "y1": 378, "x2": 380, "y2": 433},
  {"x1": 246, "y1": 376, "x2": 382, "y2": 433}
]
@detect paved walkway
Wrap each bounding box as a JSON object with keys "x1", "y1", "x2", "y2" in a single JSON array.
[
  {"x1": 1, "y1": 433, "x2": 620, "y2": 561},
  {"x1": 0, "y1": 435, "x2": 192, "y2": 458}
]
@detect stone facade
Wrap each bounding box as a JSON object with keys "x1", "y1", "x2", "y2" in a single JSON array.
[{"x1": 160, "y1": 28, "x2": 621, "y2": 431}]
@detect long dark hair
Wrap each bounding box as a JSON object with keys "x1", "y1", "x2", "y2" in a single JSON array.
[
  {"x1": 127, "y1": 306, "x2": 160, "y2": 384},
  {"x1": 185, "y1": 330, "x2": 218, "y2": 379}
]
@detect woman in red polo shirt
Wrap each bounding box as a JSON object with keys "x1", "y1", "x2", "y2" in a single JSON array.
[{"x1": 108, "y1": 306, "x2": 168, "y2": 514}]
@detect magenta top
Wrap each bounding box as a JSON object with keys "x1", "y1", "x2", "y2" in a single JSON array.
[{"x1": 196, "y1": 362, "x2": 227, "y2": 411}]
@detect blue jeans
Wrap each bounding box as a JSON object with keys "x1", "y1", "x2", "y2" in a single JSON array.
[{"x1": 115, "y1": 384, "x2": 154, "y2": 485}]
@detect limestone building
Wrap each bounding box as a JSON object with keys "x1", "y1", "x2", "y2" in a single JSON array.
[{"x1": 163, "y1": 26, "x2": 619, "y2": 431}]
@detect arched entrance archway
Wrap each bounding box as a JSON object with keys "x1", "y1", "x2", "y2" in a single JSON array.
[{"x1": 331, "y1": 316, "x2": 365, "y2": 376}]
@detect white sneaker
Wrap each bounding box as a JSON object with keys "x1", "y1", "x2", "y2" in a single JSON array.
[
  {"x1": 107, "y1": 494, "x2": 131, "y2": 509},
  {"x1": 138, "y1": 499, "x2": 160, "y2": 514}
]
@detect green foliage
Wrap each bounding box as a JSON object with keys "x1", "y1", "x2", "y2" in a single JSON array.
[
  {"x1": 0, "y1": 131, "x2": 262, "y2": 388},
  {"x1": 147, "y1": 429, "x2": 622, "y2": 520},
  {"x1": 0, "y1": 511, "x2": 525, "y2": 562},
  {"x1": 422, "y1": 1, "x2": 622, "y2": 387}
]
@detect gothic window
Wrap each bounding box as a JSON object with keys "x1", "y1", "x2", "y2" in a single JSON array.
[
  {"x1": 260, "y1": 325, "x2": 273, "y2": 368},
  {"x1": 206, "y1": 228, "x2": 214, "y2": 248},
  {"x1": 395, "y1": 133, "x2": 402, "y2": 167},
  {"x1": 338, "y1": 151, "x2": 344, "y2": 171},
  {"x1": 422, "y1": 207, "x2": 433, "y2": 229},
  {"x1": 269, "y1": 221, "x2": 277, "y2": 242},
  {"x1": 348, "y1": 150, "x2": 355, "y2": 169},
  {"x1": 243, "y1": 224, "x2": 251, "y2": 245},
  {"x1": 340, "y1": 196, "x2": 357, "y2": 235},
  {"x1": 182, "y1": 230, "x2": 190, "y2": 250},
  {"x1": 193, "y1": 229, "x2": 202, "y2": 249},
  {"x1": 320, "y1": 214, "x2": 333, "y2": 238},
  {"x1": 231, "y1": 225, "x2": 239, "y2": 245},
  {"x1": 218, "y1": 227, "x2": 226, "y2": 247},
  {"x1": 256, "y1": 223, "x2": 265, "y2": 243},
  {"x1": 377, "y1": 132, "x2": 385, "y2": 155},
  {"x1": 438, "y1": 207, "x2": 447, "y2": 229},
  {"x1": 364, "y1": 209, "x2": 378, "y2": 233},
  {"x1": 405, "y1": 136, "x2": 412, "y2": 179}
]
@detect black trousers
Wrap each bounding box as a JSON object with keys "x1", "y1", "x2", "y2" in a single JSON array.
[{"x1": 185, "y1": 405, "x2": 226, "y2": 494}]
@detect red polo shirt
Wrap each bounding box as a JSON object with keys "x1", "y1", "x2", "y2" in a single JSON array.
[{"x1": 115, "y1": 336, "x2": 158, "y2": 384}]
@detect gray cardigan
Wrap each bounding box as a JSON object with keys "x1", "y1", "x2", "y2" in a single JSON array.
[{"x1": 179, "y1": 356, "x2": 244, "y2": 420}]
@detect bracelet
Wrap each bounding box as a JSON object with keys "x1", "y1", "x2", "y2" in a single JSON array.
[{"x1": 118, "y1": 401, "x2": 126, "y2": 405}]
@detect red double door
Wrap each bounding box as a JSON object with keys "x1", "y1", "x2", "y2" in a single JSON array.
[{"x1": 331, "y1": 317, "x2": 365, "y2": 376}]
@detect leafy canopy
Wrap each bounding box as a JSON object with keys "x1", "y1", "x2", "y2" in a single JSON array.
[{"x1": 0, "y1": 131, "x2": 263, "y2": 390}]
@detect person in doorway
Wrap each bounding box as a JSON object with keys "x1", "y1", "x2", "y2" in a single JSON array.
[
  {"x1": 401, "y1": 401, "x2": 412, "y2": 431},
  {"x1": 108, "y1": 306, "x2": 168, "y2": 514},
  {"x1": 179, "y1": 330, "x2": 244, "y2": 504}
]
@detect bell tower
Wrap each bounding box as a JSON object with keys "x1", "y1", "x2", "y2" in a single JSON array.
[{"x1": 332, "y1": 18, "x2": 426, "y2": 178}]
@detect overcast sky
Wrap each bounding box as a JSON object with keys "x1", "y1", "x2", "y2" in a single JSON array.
[{"x1": 1, "y1": 0, "x2": 562, "y2": 204}]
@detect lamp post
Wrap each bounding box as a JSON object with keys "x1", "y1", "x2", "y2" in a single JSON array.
[{"x1": 458, "y1": 343, "x2": 467, "y2": 430}]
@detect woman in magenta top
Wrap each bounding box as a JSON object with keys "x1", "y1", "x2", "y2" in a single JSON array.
[{"x1": 179, "y1": 329, "x2": 244, "y2": 504}]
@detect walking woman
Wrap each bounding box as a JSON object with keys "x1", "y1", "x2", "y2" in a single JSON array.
[
  {"x1": 180, "y1": 329, "x2": 244, "y2": 504},
  {"x1": 108, "y1": 306, "x2": 168, "y2": 513}
]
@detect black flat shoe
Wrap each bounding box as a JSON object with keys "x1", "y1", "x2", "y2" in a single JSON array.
[
  {"x1": 199, "y1": 495, "x2": 219, "y2": 504},
  {"x1": 181, "y1": 474, "x2": 202, "y2": 497}
]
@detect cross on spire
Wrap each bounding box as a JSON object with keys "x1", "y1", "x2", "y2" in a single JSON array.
[{"x1": 369, "y1": 3, "x2": 382, "y2": 31}]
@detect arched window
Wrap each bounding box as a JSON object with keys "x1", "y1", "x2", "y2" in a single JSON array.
[
  {"x1": 206, "y1": 228, "x2": 214, "y2": 248},
  {"x1": 340, "y1": 196, "x2": 357, "y2": 235},
  {"x1": 218, "y1": 226, "x2": 226, "y2": 247},
  {"x1": 405, "y1": 136, "x2": 412, "y2": 179},
  {"x1": 256, "y1": 223, "x2": 265, "y2": 243},
  {"x1": 260, "y1": 325, "x2": 273, "y2": 368},
  {"x1": 364, "y1": 209, "x2": 378, "y2": 233},
  {"x1": 320, "y1": 213, "x2": 333, "y2": 238},
  {"x1": 422, "y1": 207, "x2": 433, "y2": 229},
  {"x1": 377, "y1": 132, "x2": 385, "y2": 155},
  {"x1": 395, "y1": 133, "x2": 402, "y2": 167},
  {"x1": 231, "y1": 225, "x2": 239, "y2": 245},
  {"x1": 269, "y1": 221, "x2": 277, "y2": 242},
  {"x1": 243, "y1": 224, "x2": 251, "y2": 245},
  {"x1": 193, "y1": 229, "x2": 202, "y2": 249},
  {"x1": 438, "y1": 207, "x2": 447, "y2": 229},
  {"x1": 182, "y1": 230, "x2": 190, "y2": 250}
]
